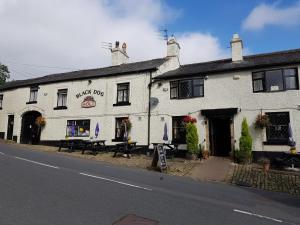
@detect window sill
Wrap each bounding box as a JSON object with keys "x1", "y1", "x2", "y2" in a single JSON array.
[
  {"x1": 172, "y1": 140, "x2": 186, "y2": 145},
  {"x1": 113, "y1": 102, "x2": 131, "y2": 107},
  {"x1": 112, "y1": 138, "x2": 125, "y2": 142},
  {"x1": 170, "y1": 96, "x2": 204, "y2": 100},
  {"x1": 26, "y1": 101, "x2": 37, "y2": 104},
  {"x1": 0, "y1": 107, "x2": 2, "y2": 110},
  {"x1": 263, "y1": 141, "x2": 288, "y2": 146},
  {"x1": 53, "y1": 106, "x2": 68, "y2": 110}
]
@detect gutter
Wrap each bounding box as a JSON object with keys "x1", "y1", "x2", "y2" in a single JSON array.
[{"x1": 147, "y1": 71, "x2": 153, "y2": 147}]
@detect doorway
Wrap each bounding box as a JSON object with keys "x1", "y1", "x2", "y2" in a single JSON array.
[
  {"x1": 20, "y1": 111, "x2": 42, "y2": 144},
  {"x1": 7, "y1": 115, "x2": 14, "y2": 140},
  {"x1": 209, "y1": 117, "x2": 232, "y2": 156}
]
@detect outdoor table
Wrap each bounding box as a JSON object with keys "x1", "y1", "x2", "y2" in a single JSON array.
[
  {"x1": 114, "y1": 142, "x2": 137, "y2": 158},
  {"x1": 58, "y1": 139, "x2": 84, "y2": 152},
  {"x1": 81, "y1": 140, "x2": 106, "y2": 155},
  {"x1": 282, "y1": 151, "x2": 300, "y2": 169},
  {"x1": 152, "y1": 143, "x2": 178, "y2": 158}
]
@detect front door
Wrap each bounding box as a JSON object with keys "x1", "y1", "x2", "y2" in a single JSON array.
[
  {"x1": 209, "y1": 117, "x2": 232, "y2": 156},
  {"x1": 20, "y1": 111, "x2": 41, "y2": 144},
  {"x1": 7, "y1": 115, "x2": 14, "y2": 140}
]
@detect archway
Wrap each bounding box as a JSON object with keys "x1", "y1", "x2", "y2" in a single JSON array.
[{"x1": 20, "y1": 111, "x2": 42, "y2": 144}]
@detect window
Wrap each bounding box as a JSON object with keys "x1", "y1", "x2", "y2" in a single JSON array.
[
  {"x1": 27, "y1": 87, "x2": 38, "y2": 103},
  {"x1": 0, "y1": 94, "x2": 3, "y2": 109},
  {"x1": 66, "y1": 120, "x2": 90, "y2": 137},
  {"x1": 265, "y1": 112, "x2": 290, "y2": 145},
  {"x1": 172, "y1": 116, "x2": 186, "y2": 144},
  {"x1": 252, "y1": 68, "x2": 298, "y2": 92},
  {"x1": 55, "y1": 89, "x2": 68, "y2": 109},
  {"x1": 170, "y1": 78, "x2": 204, "y2": 99},
  {"x1": 117, "y1": 83, "x2": 129, "y2": 103},
  {"x1": 114, "y1": 117, "x2": 128, "y2": 141}
]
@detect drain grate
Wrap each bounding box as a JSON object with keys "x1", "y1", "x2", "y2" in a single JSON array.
[{"x1": 113, "y1": 214, "x2": 158, "y2": 225}]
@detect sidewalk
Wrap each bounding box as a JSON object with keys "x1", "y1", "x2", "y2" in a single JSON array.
[{"x1": 188, "y1": 156, "x2": 235, "y2": 182}]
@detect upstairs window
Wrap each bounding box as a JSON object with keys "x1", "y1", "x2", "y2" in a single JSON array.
[
  {"x1": 266, "y1": 112, "x2": 290, "y2": 145},
  {"x1": 28, "y1": 86, "x2": 38, "y2": 103},
  {"x1": 56, "y1": 89, "x2": 68, "y2": 109},
  {"x1": 252, "y1": 68, "x2": 298, "y2": 92},
  {"x1": 170, "y1": 78, "x2": 204, "y2": 99},
  {"x1": 66, "y1": 120, "x2": 90, "y2": 137},
  {"x1": 0, "y1": 94, "x2": 3, "y2": 109},
  {"x1": 117, "y1": 83, "x2": 129, "y2": 103},
  {"x1": 172, "y1": 116, "x2": 186, "y2": 144}
]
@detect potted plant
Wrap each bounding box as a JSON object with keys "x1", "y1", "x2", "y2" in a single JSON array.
[
  {"x1": 184, "y1": 115, "x2": 199, "y2": 160},
  {"x1": 259, "y1": 157, "x2": 270, "y2": 173},
  {"x1": 122, "y1": 118, "x2": 132, "y2": 132},
  {"x1": 202, "y1": 149, "x2": 210, "y2": 159},
  {"x1": 254, "y1": 114, "x2": 270, "y2": 129}
]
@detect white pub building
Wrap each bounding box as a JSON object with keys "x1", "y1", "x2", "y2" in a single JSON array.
[{"x1": 1, "y1": 34, "x2": 300, "y2": 160}]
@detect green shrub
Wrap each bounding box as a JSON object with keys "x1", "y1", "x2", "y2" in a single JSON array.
[
  {"x1": 238, "y1": 118, "x2": 253, "y2": 163},
  {"x1": 234, "y1": 149, "x2": 252, "y2": 164},
  {"x1": 186, "y1": 122, "x2": 199, "y2": 155}
]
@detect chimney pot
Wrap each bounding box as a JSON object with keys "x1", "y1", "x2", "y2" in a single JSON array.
[
  {"x1": 231, "y1": 33, "x2": 243, "y2": 62},
  {"x1": 111, "y1": 40, "x2": 129, "y2": 66}
]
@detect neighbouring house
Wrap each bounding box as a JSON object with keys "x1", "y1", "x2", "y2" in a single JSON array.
[{"x1": 0, "y1": 34, "x2": 299, "y2": 159}]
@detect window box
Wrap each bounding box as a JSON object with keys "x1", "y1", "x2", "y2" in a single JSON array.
[
  {"x1": 113, "y1": 102, "x2": 131, "y2": 107},
  {"x1": 26, "y1": 101, "x2": 37, "y2": 105}
]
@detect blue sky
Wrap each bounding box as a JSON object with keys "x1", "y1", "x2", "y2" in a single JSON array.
[
  {"x1": 0, "y1": 0, "x2": 300, "y2": 80},
  {"x1": 166, "y1": 0, "x2": 300, "y2": 54}
]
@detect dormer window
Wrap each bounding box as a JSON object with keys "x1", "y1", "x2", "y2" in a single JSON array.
[{"x1": 27, "y1": 86, "x2": 38, "y2": 104}]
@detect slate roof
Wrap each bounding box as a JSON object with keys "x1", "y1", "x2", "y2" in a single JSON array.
[
  {"x1": 155, "y1": 48, "x2": 300, "y2": 80},
  {"x1": 0, "y1": 58, "x2": 167, "y2": 91}
]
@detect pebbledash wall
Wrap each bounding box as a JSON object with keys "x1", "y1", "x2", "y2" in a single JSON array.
[{"x1": 1, "y1": 34, "x2": 300, "y2": 158}]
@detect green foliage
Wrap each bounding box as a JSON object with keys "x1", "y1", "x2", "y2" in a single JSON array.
[
  {"x1": 0, "y1": 63, "x2": 10, "y2": 85},
  {"x1": 238, "y1": 118, "x2": 253, "y2": 163},
  {"x1": 186, "y1": 122, "x2": 199, "y2": 154}
]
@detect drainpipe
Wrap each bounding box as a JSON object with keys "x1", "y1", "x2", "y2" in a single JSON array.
[{"x1": 147, "y1": 72, "x2": 153, "y2": 147}]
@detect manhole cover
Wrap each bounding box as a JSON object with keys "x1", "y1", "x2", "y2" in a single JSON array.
[{"x1": 113, "y1": 214, "x2": 158, "y2": 225}]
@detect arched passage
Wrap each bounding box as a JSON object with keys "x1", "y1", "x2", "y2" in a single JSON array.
[{"x1": 20, "y1": 111, "x2": 42, "y2": 144}]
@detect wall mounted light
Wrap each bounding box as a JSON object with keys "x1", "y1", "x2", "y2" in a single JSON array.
[
  {"x1": 204, "y1": 76, "x2": 208, "y2": 80},
  {"x1": 160, "y1": 116, "x2": 165, "y2": 121},
  {"x1": 162, "y1": 87, "x2": 168, "y2": 92},
  {"x1": 88, "y1": 80, "x2": 92, "y2": 85}
]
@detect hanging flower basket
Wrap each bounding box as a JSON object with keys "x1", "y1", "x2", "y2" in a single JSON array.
[
  {"x1": 183, "y1": 115, "x2": 197, "y2": 124},
  {"x1": 122, "y1": 118, "x2": 132, "y2": 131},
  {"x1": 35, "y1": 116, "x2": 46, "y2": 127},
  {"x1": 254, "y1": 114, "x2": 270, "y2": 129}
]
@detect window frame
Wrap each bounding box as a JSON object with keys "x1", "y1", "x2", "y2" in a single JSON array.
[
  {"x1": 265, "y1": 112, "x2": 290, "y2": 145},
  {"x1": 116, "y1": 82, "x2": 130, "y2": 104},
  {"x1": 66, "y1": 119, "x2": 90, "y2": 137},
  {"x1": 170, "y1": 78, "x2": 204, "y2": 99},
  {"x1": 27, "y1": 86, "x2": 39, "y2": 104},
  {"x1": 54, "y1": 89, "x2": 68, "y2": 110},
  {"x1": 0, "y1": 94, "x2": 3, "y2": 109},
  {"x1": 252, "y1": 68, "x2": 299, "y2": 93},
  {"x1": 114, "y1": 117, "x2": 128, "y2": 141},
  {"x1": 172, "y1": 116, "x2": 187, "y2": 144}
]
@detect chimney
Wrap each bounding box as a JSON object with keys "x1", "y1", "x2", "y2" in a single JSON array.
[
  {"x1": 167, "y1": 35, "x2": 180, "y2": 58},
  {"x1": 111, "y1": 41, "x2": 129, "y2": 66},
  {"x1": 230, "y1": 33, "x2": 243, "y2": 62}
]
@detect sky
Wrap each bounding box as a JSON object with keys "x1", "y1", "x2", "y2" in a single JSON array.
[{"x1": 0, "y1": 0, "x2": 300, "y2": 80}]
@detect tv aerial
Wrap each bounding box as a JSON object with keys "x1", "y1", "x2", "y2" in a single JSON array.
[{"x1": 100, "y1": 42, "x2": 112, "y2": 51}]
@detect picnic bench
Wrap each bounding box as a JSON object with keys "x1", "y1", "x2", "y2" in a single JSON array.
[
  {"x1": 152, "y1": 142, "x2": 178, "y2": 158},
  {"x1": 58, "y1": 139, "x2": 106, "y2": 154},
  {"x1": 113, "y1": 142, "x2": 137, "y2": 158},
  {"x1": 275, "y1": 151, "x2": 300, "y2": 168}
]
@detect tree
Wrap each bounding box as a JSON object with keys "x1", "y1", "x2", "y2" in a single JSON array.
[{"x1": 0, "y1": 63, "x2": 10, "y2": 85}]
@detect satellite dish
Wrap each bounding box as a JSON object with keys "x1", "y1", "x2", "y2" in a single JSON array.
[{"x1": 150, "y1": 97, "x2": 159, "y2": 108}]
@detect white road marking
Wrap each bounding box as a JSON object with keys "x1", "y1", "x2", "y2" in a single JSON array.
[
  {"x1": 0, "y1": 152, "x2": 5, "y2": 155},
  {"x1": 79, "y1": 172, "x2": 152, "y2": 191},
  {"x1": 14, "y1": 156, "x2": 60, "y2": 169},
  {"x1": 233, "y1": 209, "x2": 283, "y2": 223}
]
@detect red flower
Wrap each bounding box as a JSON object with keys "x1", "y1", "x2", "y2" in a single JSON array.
[{"x1": 183, "y1": 115, "x2": 197, "y2": 123}]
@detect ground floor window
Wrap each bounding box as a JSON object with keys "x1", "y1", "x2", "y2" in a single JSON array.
[
  {"x1": 115, "y1": 117, "x2": 128, "y2": 141},
  {"x1": 66, "y1": 120, "x2": 90, "y2": 137},
  {"x1": 172, "y1": 116, "x2": 186, "y2": 144},
  {"x1": 266, "y1": 112, "x2": 290, "y2": 144}
]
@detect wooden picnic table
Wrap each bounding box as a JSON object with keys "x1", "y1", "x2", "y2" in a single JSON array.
[
  {"x1": 275, "y1": 151, "x2": 300, "y2": 168},
  {"x1": 113, "y1": 142, "x2": 137, "y2": 158},
  {"x1": 58, "y1": 139, "x2": 85, "y2": 152},
  {"x1": 81, "y1": 140, "x2": 106, "y2": 155}
]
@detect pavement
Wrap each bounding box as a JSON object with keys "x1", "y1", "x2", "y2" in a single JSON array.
[{"x1": 0, "y1": 142, "x2": 299, "y2": 225}]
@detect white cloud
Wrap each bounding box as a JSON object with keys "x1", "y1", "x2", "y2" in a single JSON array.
[
  {"x1": 0, "y1": 0, "x2": 228, "y2": 80},
  {"x1": 243, "y1": 1, "x2": 300, "y2": 30}
]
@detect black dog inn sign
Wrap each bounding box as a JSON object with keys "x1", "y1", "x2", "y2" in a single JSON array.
[{"x1": 76, "y1": 89, "x2": 104, "y2": 108}]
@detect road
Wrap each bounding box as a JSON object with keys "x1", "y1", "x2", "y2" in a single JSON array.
[{"x1": 0, "y1": 142, "x2": 299, "y2": 225}]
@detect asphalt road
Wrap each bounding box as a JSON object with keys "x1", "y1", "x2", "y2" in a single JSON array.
[{"x1": 0, "y1": 142, "x2": 299, "y2": 225}]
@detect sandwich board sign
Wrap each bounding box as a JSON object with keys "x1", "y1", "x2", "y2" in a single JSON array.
[{"x1": 157, "y1": 144, "x2": 167, "y2": 170}]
